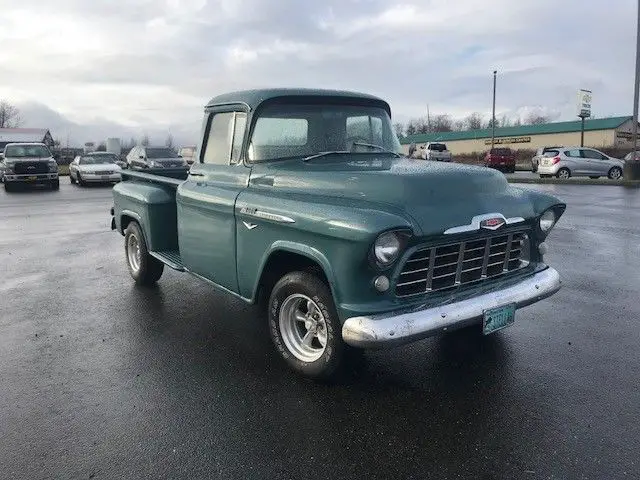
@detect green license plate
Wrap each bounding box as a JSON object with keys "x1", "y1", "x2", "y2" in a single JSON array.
[
  {"x1": 28, "y1": 176, "x2": 37, "y2": 180},
  {"x1": 483, "y1": 303, "x2": 516, "y2": 335}
]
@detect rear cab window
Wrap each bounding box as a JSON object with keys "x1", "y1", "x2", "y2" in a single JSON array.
[
  {"x1": 490, "y1": 148, "x2": 511, "y2": 155},
  {"x1": 428, "y1": 143, "x2": 447, "y2": 151}
]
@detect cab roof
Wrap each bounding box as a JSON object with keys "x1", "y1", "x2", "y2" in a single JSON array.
[{"x1": 205, "y1": 88, "x2": 391, "y2": 115}]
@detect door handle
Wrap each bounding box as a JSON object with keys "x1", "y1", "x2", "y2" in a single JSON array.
[{"x1": 189, "y1": 172, "x2": 205, "y2": 177}]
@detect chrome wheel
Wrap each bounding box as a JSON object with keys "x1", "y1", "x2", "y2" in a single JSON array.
[
  {"x1": 127, "y1": 233, "x2": 142, "y2": 273},
  {"x1": 609, "y1": 167, "x2": 622, "y2": 180},
  {"x1": 279, "y1": 294, "x2": 327, "y2": 362},
  {"x1": 557, "y1": 169, "x2": 570, "y2": 179}
]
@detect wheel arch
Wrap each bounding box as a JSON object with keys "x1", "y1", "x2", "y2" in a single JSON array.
[
  {"x1": 119, "y1": 209, "x2": 143, "y2": 236},
  {"x1": 253, "y1": 242, "x2": 337, "y2": 307}
]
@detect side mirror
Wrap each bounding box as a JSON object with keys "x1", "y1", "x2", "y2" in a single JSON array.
[{"x1": 139, "y1": 155, "x2": 144, "y2": 159}]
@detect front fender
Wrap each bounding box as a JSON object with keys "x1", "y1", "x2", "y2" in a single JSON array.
[{"x1": 251, "y1": 241, "x2": 338, "y2": 301}]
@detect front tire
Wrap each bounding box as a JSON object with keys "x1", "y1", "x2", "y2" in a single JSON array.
[
  {"x1": 77, "y1": 172, "x2": 85, "y2": 187},
  {"x1": 51, "y1": 179, "x2": 60, "y2": 190},
  {"x1": 70, "y1": 173, "x2": 76, "y2": 184},
  {"x1": 268, "y1": 271, "x2": 346, "y2": 380},
  {"x1": 608, "y1": 167, "x2": 623, "y2": 180},
  {"x1": 124, "y1": 221, "x2": 164, "y2": 285},
  {"x1": 4, "y1": 182, "x2": 15, "y2": 192}
]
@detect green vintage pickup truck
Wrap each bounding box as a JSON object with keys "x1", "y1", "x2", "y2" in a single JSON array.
[{"x1": 110, "y1": 88, "x2": 566, "y2": 379}]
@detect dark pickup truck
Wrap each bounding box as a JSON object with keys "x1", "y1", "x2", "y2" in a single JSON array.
[{"x1": 110, "y1": 88, "x2": 566, "y2": 380}]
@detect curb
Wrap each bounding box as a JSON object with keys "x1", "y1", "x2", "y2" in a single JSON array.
[{"x1": 506, "y1": 177, "x2": 640, "y2": 187}]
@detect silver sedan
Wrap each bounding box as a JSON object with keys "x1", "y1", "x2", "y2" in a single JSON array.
[{"x1": 537, "y1": 147, "x2": 624, "y2": 180}]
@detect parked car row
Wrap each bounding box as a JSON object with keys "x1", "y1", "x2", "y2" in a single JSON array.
[{"x1": 1, "y1": 142, "x2": 196, "y2": 192}]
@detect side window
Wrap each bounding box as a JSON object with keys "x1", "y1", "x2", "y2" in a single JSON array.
[
  {"x1": 346, "y1": 115, "x2": 383, "y2": 144},
  {"x1": 565, "y1": 149, "x2": 580, "y2": 158},
  {"x1": 202, "y1": 112, "x2": 235, "y2": 165},
  {"x1": 230, "y1": 113, "x2": 247, "y2": 164}
]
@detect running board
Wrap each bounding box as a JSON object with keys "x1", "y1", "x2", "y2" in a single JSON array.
[{"x1": 149, "y1": 250, "x2": 185, "y2": 271}]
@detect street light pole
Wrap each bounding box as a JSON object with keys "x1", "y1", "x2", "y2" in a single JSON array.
[
  {"x1": 633, "y1": 0, "x2": 640, "y2": 157},
  {"x1": 626, "y1": 0, "x2": 640, "y2": 180},
  {"x1": 491, "y1": 70, "x2": 497, "y2": 150}
]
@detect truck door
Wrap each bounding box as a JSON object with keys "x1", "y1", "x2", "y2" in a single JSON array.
[{"x1": 177, "y1": 107, "x2": 248, "y2": 292}]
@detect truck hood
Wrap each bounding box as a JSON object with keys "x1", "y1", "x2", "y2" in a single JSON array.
[{"x1": 252, "y1": 156, "x2": 561, "y2": 236}]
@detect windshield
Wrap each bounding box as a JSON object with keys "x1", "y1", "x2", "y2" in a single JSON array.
[
  {"x1": 80, "y1": 156, "x2": 115, "y2": 165},
  {"x1": 88, "y1": 153, "x2": 118, "y2": 161},
  {"x1": 4, "y1": 144, "x2": 52, "y2": 158},
  {"x1": 247, "y1": 103, "x2": 401, "y2": 162},
  {"x1": 146, "y1": 148, "x2": 179, "y2": 159}
]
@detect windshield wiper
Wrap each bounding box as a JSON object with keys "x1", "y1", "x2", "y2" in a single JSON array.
[
  {"x1": 302, "y1": 151, "x2": 350, "y2": 162},
  {"x1": 351, "y1": 142, "x2": 403, "y2": 157}
]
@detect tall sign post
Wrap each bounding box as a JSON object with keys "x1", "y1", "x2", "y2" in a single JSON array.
[
  {"x1": 491, "y1": 70, "x2": 497, "y2": 150},
  {"x1": 577, "y1": 89, "x2": 592, "y2": 147}
]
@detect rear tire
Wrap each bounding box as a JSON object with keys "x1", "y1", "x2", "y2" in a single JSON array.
[
  {"x1": 608, "y1": 167, "x2": 623, "y2": 180},
  {"x1": 556, "y1": 168, "x2": 571, "y2": 179},
  {"x1": 268, "y1": 271, "x2": 347, "y2": 380},
  {"x1": 124, "y1": 221, "x2": 164, "y2": 285}
]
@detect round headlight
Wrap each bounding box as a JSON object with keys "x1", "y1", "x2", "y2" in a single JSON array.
[
  {"x1": 539, "y1": 209, "x2": 556, "y2": 233},
  {"x1": 374, "y1": 231, "x2": 401, "y2": 266}
]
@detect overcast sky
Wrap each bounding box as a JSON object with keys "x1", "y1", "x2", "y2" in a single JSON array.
[{"x1": 0, "y1": 0, "x2": 635, "y2": 145}]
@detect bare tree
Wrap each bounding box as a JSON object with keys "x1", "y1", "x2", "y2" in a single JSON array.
[
  {"x1": 485, "y1": 118, "x2": 498, "y2": 129},
  {"x1": 525, "y1": 113, "x2": 549, "y2": 125},
  {"x1": 393, "y1": 122, "x2": 404, "y2": 138},
  {"x1": 513, "y1": 117, "x2": 522, "y2": 127},
  {"x1": 431, "y1": 114, "x2": 453, "y2": 132},
  {"x1": 165, "y1": 133, "x2": 174, "y2": 150},
  {"x1": 414, "y1": 117, "x2": 429, "y2": 134},
  {"x1": 453, "y1": 120, "x2": 466, "y2": 131},
  {"x1": 405, "y1": 120, "x2": 417, "y2": 136},
  {"x1": 140, "y1": 133, "x2": 150, "y2": 146},
  {"x1": 0, "y1": 100, "x2": 22, "y2": 128},
  {"x1": 465, "y1": 112, "x2": 483, "y2": 130},
  {"x1": 499, "y1": 115, "x2": 511, "y2": 127}
]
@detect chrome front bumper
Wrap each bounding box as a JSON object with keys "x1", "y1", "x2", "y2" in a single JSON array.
[{"x1": 342, "y1": 267, "x2": 561, "y2": 348}]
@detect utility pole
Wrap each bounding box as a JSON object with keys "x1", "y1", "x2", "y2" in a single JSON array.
[
  {"x1": 491, "y1": 70, "x2": 497, "y2": 150},
  {"x1": 625, "y1": 0, "x2": 640, "y2": 180},
  {"x1": 581, "y1": 116, "x2": 585, "y2": 147},
  {"x1": 633, "y1": 0, "x2": 640, "y2": 158}
]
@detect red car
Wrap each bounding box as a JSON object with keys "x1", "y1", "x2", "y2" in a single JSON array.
[{"x1": 484, "y1": 147, "x2": 516, "y2": 173}]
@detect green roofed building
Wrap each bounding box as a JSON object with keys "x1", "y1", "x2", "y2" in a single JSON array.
[{"x1": 399, "y1": 116, "x2": 639, "y2": 156}]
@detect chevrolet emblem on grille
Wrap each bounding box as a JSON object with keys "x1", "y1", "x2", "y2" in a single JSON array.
[{"x1": 480, "y1": 217, "x2": 506, "y2": 230}]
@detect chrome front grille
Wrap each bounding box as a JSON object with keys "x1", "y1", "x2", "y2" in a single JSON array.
[{"x1": 395, "y1": 231, "x2": 529, "y2": 297}]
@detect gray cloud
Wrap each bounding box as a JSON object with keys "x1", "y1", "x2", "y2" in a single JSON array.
[{"x1": 1, "y1": 0, "x2": 636, "y2": 144}]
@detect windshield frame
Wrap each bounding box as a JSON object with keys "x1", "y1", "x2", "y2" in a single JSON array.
[{"x1": 245, "y1": 100, "x2": 402, "y2": 164}]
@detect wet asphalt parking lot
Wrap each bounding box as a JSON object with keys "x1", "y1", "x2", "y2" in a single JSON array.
[{"x1": 1, "y1": 180, "x2": 639, "y2": 480}]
